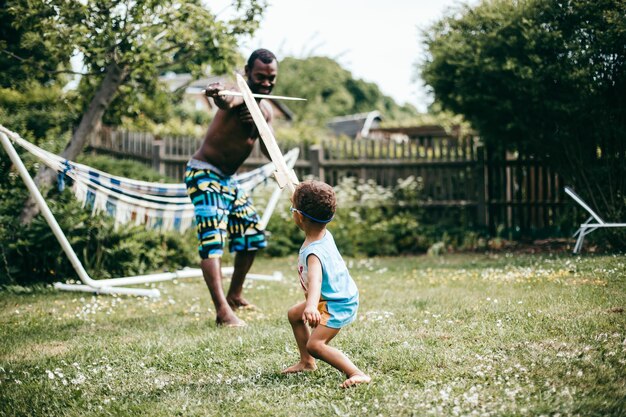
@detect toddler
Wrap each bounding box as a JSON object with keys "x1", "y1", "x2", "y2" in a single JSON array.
[{"x1": 281, "y1": 180, "x2": 370, "y2": 388}]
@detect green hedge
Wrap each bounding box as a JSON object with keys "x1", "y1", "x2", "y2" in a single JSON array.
[
  {"x1": 260, "y1": 176, "x2": 489, "y2": 258},
  {"x1": 0, "y1": 143, "x2": 197, "y2": 286},
  {"x1": 0, "y1": 189, "x2": 197, "y2": 286}
]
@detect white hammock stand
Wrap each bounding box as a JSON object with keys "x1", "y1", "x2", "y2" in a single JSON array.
[{"x1": 0, "y1": 125, "x2": 297, "y2": 297}]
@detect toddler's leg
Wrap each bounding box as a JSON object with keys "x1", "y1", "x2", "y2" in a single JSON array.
[
  {"x1": 281, "y1": 301, "x2": 317, "y2": 373},
  {"x1": 307, "y1": 325, "x2": 371, "y2": 388}
]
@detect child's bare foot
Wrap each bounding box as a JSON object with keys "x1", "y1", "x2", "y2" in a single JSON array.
[
  {"x1": 281, "y1": 361, "x2": 317, "y2": 374},
  {"x1": 341, "y1": 373, "x2": 371, "y2": 388}
]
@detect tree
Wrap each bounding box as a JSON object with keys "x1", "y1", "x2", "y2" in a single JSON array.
[
  {"x1": 421, "y1": 0, "x2": 626, "y2": 245},
  {"x1": 275, "y1": 56, "x2": 417, "y2": 124},
  {"x1": 0, "y1": 0, "x2": 72, "y2": 87},
  {"x1": 0, "y1": 0, "x2": 77, "y2": 140},
  {"x1": 3, "y1": 0, "x2": 265, "y2": 221}
]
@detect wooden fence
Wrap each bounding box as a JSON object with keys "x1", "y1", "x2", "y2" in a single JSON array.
[{"x1": 89, "y1": 127, "x2": 569, "y2": 237}]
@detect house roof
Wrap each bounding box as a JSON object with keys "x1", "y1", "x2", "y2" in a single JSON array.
[
  {"x1": 369, "y1": 125, "x2": 450, "y2": 137},
  {"x1": 326, "y1": 111, "x2": 382, "y2": 138}
]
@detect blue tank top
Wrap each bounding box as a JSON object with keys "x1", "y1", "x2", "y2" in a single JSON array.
[{"x1": 297, "y1": 230, "x2": 358, "y2": 303}]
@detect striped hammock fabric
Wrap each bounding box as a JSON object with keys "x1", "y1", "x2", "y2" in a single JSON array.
[{"x1": 0, "y1": 126, "x2": 298, "y2": 232}]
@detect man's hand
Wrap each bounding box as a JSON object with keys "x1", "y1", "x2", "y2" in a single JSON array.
[
  {"x1": 302, "y1": 305, "x2": 321, "y2": 328},
  {"x1": 204, "y1": 82, "x2": 224, "y2": 99},
  {"x1": 204, "y1": 82, "x2": 236, "y2": 109},
  {"x1": 240, "y1": 101, "x2": 272, "y2": 138},
  {"x1": 238, "y1": 105, "x2": 254, "y2": 124}
]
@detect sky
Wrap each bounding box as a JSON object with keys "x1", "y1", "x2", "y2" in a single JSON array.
[{"x1": 212, "y1": 0, "x2": 469, "y2": 112}]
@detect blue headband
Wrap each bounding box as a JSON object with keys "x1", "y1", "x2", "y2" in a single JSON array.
[{"x1": 291, "y1": 207, "x2": 334, "y2": 223}]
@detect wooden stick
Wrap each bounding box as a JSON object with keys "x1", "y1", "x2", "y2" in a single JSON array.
[
  {"x1": 215, "y1": 90, "x2": 306, "y2": 101},
  {"x1": 235, "y1": 74, "x2": 299, "y2": 194}
]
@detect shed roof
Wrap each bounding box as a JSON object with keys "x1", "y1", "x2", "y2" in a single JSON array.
[{"x1": 327, "y1": 111, "x2": 382, "y2": 138}]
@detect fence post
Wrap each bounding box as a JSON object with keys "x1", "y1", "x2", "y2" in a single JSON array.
[
  {"x1": 309, "y1": 145, "x2": 325, "y2": 182},
  {"x1": 475, "y1": 143, "x2": 488, "y2": 227},
  {"x1": 152, "y1": 140, "x2": 165, "y2": 175}
]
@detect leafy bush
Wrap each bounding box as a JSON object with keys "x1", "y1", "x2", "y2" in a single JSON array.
[
  {"x1": 0, "y1": 83, "x2": 78, "y2": 141},
  {"x1": 118, "y1": 114, "x2": 208, "y2": 139},
  {"x1": 0, "y1": 189, "x2": 197, "y2": 286},
  {"x1": 0, "y1": 148, "x2": 197, "y2": 286},
  {"x1": 262, "y1": 176, "x2": 487, "y2": 258},
  {"x1": 77, "y1": 154, "x2": 178, "y2": 183}
]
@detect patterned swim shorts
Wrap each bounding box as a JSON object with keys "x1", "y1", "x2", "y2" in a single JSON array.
[{"x1": 184, "y1": 161, "x2": 267, "y2": 259}]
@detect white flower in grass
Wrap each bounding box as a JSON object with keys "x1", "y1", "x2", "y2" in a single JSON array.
[
  {"x1": 439, "y1": 387, "x2": 451, "y2": 402},
  {"x1": 463, "y1": 389, "x2": 479, "y2": 407},
  {"x1": 46, "y1": 370, "x2": 55, "y2": 379},
  {"x1": 71, "y1": 374, "x2": 86, "y2": 385}
]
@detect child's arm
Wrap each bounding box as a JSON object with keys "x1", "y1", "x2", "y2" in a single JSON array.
[{"x1": 302, "y1": 254, "x2": 322, "y2": 327}]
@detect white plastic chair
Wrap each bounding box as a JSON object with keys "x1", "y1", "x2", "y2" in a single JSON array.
[{"x1": 564, "y1": 187, "x2": 626, "y2": 254}]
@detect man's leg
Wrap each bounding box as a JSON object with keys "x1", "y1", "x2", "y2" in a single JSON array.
[
  {"x1": 201, "y1": 257, "x2": 245, "y2": 327},
  {"x1": 184, "y1": 165, "x2": 244, "y2": 326},
  {"x1": 226, "y1": 250, "x2": 256, "y2": 309},
  {"x1": 226, "y1": 185, "x2": 267, "y2": 310}
]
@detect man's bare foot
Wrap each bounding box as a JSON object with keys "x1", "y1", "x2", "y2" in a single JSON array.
[
  {"x1": 226, "y1": 296, "x2": 257, "y2": 311},
  {"x1": 340, "y1": 373, "x2": 371, "y2": 388},
  {"x1": 281, "y1": 361, "x2": 317, "y2": 374},
  {"x1": 215, "y1": 313, "x2": 246, "y2": 328}
]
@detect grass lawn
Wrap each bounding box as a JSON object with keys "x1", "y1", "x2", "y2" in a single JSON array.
[{"x1": 1, "y1": 253, "x2": 625, "y2": 416}]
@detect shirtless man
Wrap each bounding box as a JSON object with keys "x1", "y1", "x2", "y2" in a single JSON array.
[{"x1": 184, "y1": 49, "x2": 277, "y2": 327}]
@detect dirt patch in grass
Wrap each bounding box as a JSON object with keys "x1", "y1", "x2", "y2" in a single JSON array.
[{"x1": 1, "y1": 341, "x2": 70, "y2": 362}]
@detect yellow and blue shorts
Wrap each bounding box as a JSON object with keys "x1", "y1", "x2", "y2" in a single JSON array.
[
  {"x1": 317, "y1": 298, "x2": 358, "y2": 329},
  {"x1": 184, "y1": 162, "x2": 267, "y2": 259}
]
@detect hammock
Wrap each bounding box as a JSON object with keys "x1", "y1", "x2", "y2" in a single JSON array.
[
  {"x1": 0, "y1": 125, "x2": 297, "y2": 297},
  {"x1": 1, "y1": 126, "x2": 298, "y2": 232}
]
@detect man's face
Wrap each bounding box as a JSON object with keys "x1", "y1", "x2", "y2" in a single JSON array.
[{"x1": 245, "y1": 58, "x2": 278, "y2": 95}]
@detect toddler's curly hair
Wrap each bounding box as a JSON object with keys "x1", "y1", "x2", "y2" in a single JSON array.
[{"x1": 292, "y1": 180, "x2": 336, "y2": 223}]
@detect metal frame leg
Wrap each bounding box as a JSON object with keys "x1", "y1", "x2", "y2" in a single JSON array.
[{"x1": 573, "y1": 228, "x2": 586, "y2": 254}]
